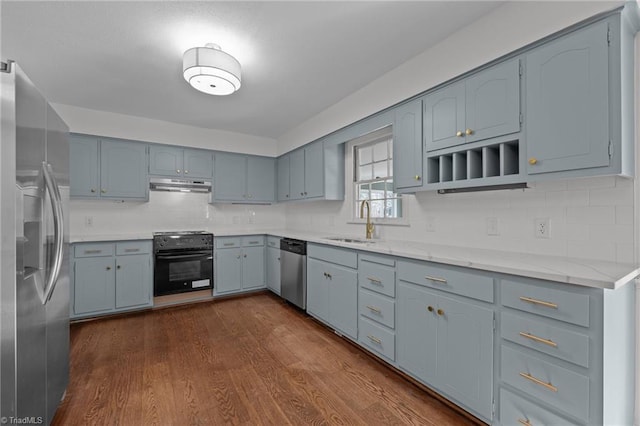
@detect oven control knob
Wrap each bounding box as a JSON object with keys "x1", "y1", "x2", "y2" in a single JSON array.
[{"x1": 160, "y1": 242, "x2": 164, "y2": 246}]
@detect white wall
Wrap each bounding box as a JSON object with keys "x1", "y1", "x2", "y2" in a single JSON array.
[{"x1": 52, "y1": 103, "x2": 278, "y2": 156}]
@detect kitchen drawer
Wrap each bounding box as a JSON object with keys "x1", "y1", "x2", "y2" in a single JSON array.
[
  {"x1": 500, "y1": 388, "x2": 579, "y2": 426},
  {"x1": 74, "y1": 243, "x2": 114, "y2": 258},
  {"x1": 242, "y1": 236, "x2": 265, "y2": 247},
  {"x1": 359, "y1": 260, "x2": 395, "y2": 298},
  {"x1": 308, "y1": 244, "x2": 357, "y2": 269},
  {"x1": 501, "y1": 345, "x2": 589, "y2": 421},
  {"x1": 501, "y1": 279, "x2": 590, "y2": 327},
  {"x1": 266, "y1": 236, "x2": 280, "y2": 248},
  {"x1": 359, "y1": 253, "x2": 395, "y2": 268},
  {"x1": 116, "y1": 240, "x2": 151, "y2": 256},
  {"x1": 501, "y1": 311, "x2": 589, "y2": 368},
  {"x1": 358, "y1": 317, "x2": 395, "y2": 361},
  {"x1": 398, "y1": 260, "x2": 494, "y2": 303},
  {"x1": 359, "y1": 289, "x2": 395, "y2": 329},
  {"x1": 216, "y1": 237, "x2": 241, "y2": 249}
]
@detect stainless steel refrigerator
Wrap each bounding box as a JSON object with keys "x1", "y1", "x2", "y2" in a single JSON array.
[{"x1": 0, "y1": 61, "x2": 70, "y2": 424}]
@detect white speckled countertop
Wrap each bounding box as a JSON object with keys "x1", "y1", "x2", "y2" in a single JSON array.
[{"x1": 71, "y1": 228, "x2": 640, "y2": 290}]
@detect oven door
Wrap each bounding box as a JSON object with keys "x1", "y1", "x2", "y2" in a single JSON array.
[{"x1": 154, "y1": 250, "x2": 213, "y2": 296}]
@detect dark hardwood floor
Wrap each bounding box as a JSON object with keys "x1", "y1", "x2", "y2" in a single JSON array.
[{"x1": 53, "y1": 293, "x2": 477, "y2": 425}]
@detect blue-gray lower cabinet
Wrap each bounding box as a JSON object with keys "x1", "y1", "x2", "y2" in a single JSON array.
[
  {"x1": 214, "y1": 236, "x2": 266, "y2": 295},
  {"x1": 397, "y1": 281, "x2": 494, "y2": 421},
  {"x1": 71, "y1": 241, "x2": 152, "y2": 319},
  {"x1": 306, "y1": 244, "x2": 357, "y2": 339},
  {"x1": 266, "y1": 237, "x2": 281, "y2": 295}
]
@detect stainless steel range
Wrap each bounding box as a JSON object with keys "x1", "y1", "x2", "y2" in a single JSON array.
[{"x1": 153, "y1": 231, "x2": 213, "y2": 296}]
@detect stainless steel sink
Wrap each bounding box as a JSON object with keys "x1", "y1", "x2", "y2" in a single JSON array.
[{"x1": 324, "y1": 237, "x2": 373, "y2": 244}]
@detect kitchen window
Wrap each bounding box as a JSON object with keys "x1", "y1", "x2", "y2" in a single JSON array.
[{"x1": 353, "y1": 129, "x2": 403, "y2": 221}]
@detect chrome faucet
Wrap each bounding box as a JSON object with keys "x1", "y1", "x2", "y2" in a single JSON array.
[{"x1": 360, "y1": 200, "x2": 374, "y2": 240}]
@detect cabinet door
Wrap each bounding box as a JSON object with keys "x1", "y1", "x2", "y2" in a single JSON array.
[
  {"x1": 465, "y1": 58, "x2": 520, "y2": 143},
  {"x1": 247, "y1": 156, "x2": 276, "y2": 202},
  {"x1": 526, "y1": 21, "x2": 609, "y2": 174},
  {"x1": 115, "y1": 254, "x2": 151, "y2": 309},
  {"x1": 149, "y1": 145, "x2": 183, "y2": 177},
  {"x1": 184, "y1": 148, "x2": 213, "y2": 178},
  {"x1": 424, "y1": 82, "x2": 465, "y2": 152},
  {"x1": 304, "y1": 142, "x2": 324, "y2": 198},
  {"x1": 435, "y1": 294, "x2": 494, "y2": 420},
  {"x1": 242, "y1": 246, "x2": 265, "y2": 289},
  {"x1": 277, "y1": 155, "x2": 291, "y2": 201},
  {"x1": 397, "y1": 282, "x2": 438, "y2": 385},
  {"x1": 213, "y1": 152, "x2": 247, "y2": 201},
  {"x1": 306, "y1": 258, "x2": 329, "y2": 323},
  {"x1": 266, "y1": 246, "x2": 281, "y2": 295},
  {"x1": 327, "y1": 263, "x2": 358, "y2": 339},
  {"x1": 289, "y1": 149, "x2": 305, "y2": 200},
  {"x1": 73, "y1": 257, "x2": 115, "y2": 315},
  {"x1": 69, "y1": 134, "x2": 99, "y2": 198},
  {"x1": 215, "y1": 249, "x2": 242, "y2": 294},
  {"x1": 100, "y1": 139, "x2": 148, "y2": 199},
  {"x1": 394, "y1": 99, "x2": 423, "y2": 190}
]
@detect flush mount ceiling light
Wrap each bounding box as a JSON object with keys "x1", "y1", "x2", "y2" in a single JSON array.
[{"x1": 183, "y1": 43, "x2": 241, "y2": 96}]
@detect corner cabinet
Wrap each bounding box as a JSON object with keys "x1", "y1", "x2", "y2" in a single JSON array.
[
  {"x1": 149, "y1": 145, "x2": 213, "y2": 179},
  {"x1": 71, "y1": 240, "x2": 153, "y2": 319},
  {"x1": 70, "y1": 134, "x2": 148, "y2": 200},
  {"x1": 212, "y1": 153, "x2": 275, "y2": 203},
  {"x1": 214, "y1": 236, "x2": 266, "y2": 295}
]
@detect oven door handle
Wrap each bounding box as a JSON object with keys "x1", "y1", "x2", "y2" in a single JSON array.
[{"x1": 156, "y1": 253, "x2": 213, "y2": 260}]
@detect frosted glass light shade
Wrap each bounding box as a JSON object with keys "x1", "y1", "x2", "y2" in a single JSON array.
[{"x1": 183, "y1": 44, "x2": 241, "y2": 95}]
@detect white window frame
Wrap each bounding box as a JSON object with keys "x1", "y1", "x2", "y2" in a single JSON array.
[{"x1": 348, "y1": 126, "x2": 407, "y2": 226}]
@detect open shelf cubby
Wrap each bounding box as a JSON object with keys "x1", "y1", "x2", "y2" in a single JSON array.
[{"x1": 426, "y1": 140, "x2": 520, "y2": 184}]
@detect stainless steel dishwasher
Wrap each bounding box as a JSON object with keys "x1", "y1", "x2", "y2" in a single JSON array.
[{"x1": 280, "y1": 238, "x2": 307, "y2": 309}]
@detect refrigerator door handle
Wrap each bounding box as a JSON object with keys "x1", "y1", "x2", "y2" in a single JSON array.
[{"x1": 42, "y1": 161, "x2": 64, "y2": 305}]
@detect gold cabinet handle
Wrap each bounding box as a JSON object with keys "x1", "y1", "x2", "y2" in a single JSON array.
[
  {"x1": 437, "y1": 308, "x2": 444, "y2": 316},
  {"x1": 90, "y1": 188, "x2": 96, "y2": 193},
  {"x1": 528, "y1": 158, "x2": 538, "y2": 165},
  {"x1": 456, "y1": 130, "x2": 463, "y2": 137},
  {"x1": 117, "y1": 265, "x2": 121, "y2": 269},
  {"x1": 177, "y1": 169, "x2": 181, "y2": 173},
  {"x1": 84, "y1": 250, "x2": 101, "y2": 254},
  {"x1": 414, "y1": 175, "x2": 421, "y2": 181},
  {"x1": 244, "y1": 254, "x2": 247, "y2": 258},
  {"x1": 519, "y1": 296, "x2": 558, "y2": 309},
  {"x1": 367, "y1": 276, "x2": 382, "y2": 285},
  {"x1": 427, "y1": 306, "x2": 434, "y2": 312},
  {"x1": 519, "y1": 372, "x2": 557, "y2": 392},
  {"x1": 184, "y1": 170, "x2": 189, "y2": 174},
  {"x1": 366, "y1": 305, "x2": 381, "y2": 314},
  {"x1": 518, "y1": 419, "x2": 532, "y2": 426},
  {"x1": 223, "y1": 242, "x2": 234, "y2": 246},
  {"x1": 519, "y1": 331, "x2": 557, "y2": 347},
  {"x1": 101, "y1": 189, "x2": 107, "y2": 194},
  {"x1": 367, "y1": 335, "x2": 382, "y2": 344},
  {"x1": 106, "y1": 266, "x2": 111, "y2": 270},
  {"x1": 236, "y1": 255, "x2": 241, "y2": 259},
  {"x1": 465, "y1": 128, "x2": 473, "y2": 136},
  {"x1": 425, "y1": 275, "x2": 447, "y2": 284}
]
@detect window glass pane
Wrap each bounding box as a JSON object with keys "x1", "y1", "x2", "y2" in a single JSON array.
[
  {"x1": 370, "y1": 182, "x2": 385, "y2": 200},
  {"x1": 357, "y1": 183, "x2": 370, "y2": 200},
  {"x1": 385, "y1": 181, "x2": 397, "y2": 198},
  {"x1": 358, "y1": 146, "x2": 372, "y2": 165},
  {"x1": 358, "y1": 164, "x2": 372, "y2": 181},
  {"x1": 373, "y1": 161, "x2": 387, "y2": 179},
  {"x1": 373, "y1": 141, "x2": 388, "y2": 162},
  {"x1": 370, "y1": 200, "x2": 385, "y2": 218}
]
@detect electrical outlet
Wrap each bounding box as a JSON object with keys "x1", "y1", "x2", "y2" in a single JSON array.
[
  {"x1": 84, "y1": 216, "x2": 93, "y2": 227},
  {"x1": 426, "y1": 216, "x2": 436, "y2": 232},
  {"x1": 486, "y1": 217, "x2": 499, "y2": 236},
  {"x1": 534, "y1": 218, "x2": 550, "y2": 239}
]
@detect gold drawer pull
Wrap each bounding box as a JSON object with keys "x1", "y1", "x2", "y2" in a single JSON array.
[
  {"x1": 518, "y1": 419, "x2": 532, "y2": 426},
  {"x1": 519, "y1": 332, "x2": 557, "y2": 347},
  {"x1": 366, "y1": 305, "x2": 381, "y2": 314},
  {"x1": 124, "y1": 248, "x2": 140, "y2": 253},
  {"x1": 519, "y1": 372, "x2": 557, "y2": 392},
  {"x1": 223, "y1": 242, "x2": 235, "y2": 247},
  {"x1": 519, "y1": 296, "x2": 557, "y2": 309},
  {"x1": 425, "y1": 275, "x2": 447, "y2": 284},
  {"x1": 367, "y1": 276, "x2": 382, "y2": 284},
  {"x1": 367, "y1": 335, "x2": 382, "y2": 344},
  {"x1": 84, "y1": 249, "x2": 102, "y2": 254}
]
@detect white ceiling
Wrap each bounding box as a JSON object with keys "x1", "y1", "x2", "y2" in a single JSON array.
[{"x1": 1, "y1": 1, "x2": 502, "y2": 139}]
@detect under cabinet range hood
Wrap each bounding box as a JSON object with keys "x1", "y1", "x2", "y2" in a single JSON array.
[{"x1": 149, "y1": 177, "x2": 212, "y2": 193}]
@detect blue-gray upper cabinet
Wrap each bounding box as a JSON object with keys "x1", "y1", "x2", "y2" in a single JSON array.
[
  {"x1": 70, "y1": 134, "x2": 148, "y2": 200},
  {"x1": 276, "y1": 154, "x2": 291, "y2": 201},
  {"x1": 212, "y1": 152, "x2": 275, "y2": 203},
  {"x1": 393, "y1": 99, "x2": 423, "y2": 191},
  {"x1": 424, "y1": 58, "x2": 521, "y2": 152},
  {"x1": 286, "y1": 141, "x2": 344, "y2": 201},
  {"x1": 526, "y1": 21, "x2": 610, "y2": 175},
  {"x1": 149, "y1": 146, "x2": 212, "y2": 178}
]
